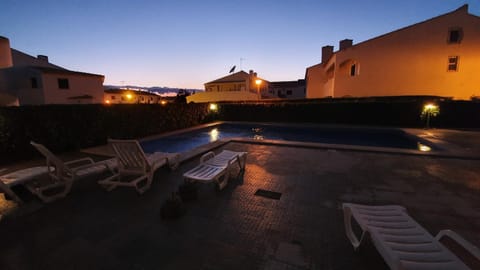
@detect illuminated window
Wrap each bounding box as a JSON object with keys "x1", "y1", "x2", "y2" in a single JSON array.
[
  {"x1": 58, "y1": 78, "x2": 69, "y2": 89},
  {"x1": 447, "y1": 56, "x2": 459, "y2": 71},
  {"x1": 448, "y1": 28, "x2": 462, "y2": 44},
  {"x1": 31, "y1": 77, "x2": 38, "y2": 88}
]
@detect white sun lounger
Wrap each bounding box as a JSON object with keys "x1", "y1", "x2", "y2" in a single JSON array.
[
  {"x1": 98, "y1": 139, "x2": 180, "y2": 194},
  {"x1": 183, "y1": 150, "x2": 247, "y2": 190},
  {"x1": 0, "y1": 166, "x2": 52, "y2": 203},
  {"x1": 343, "y1": 203, "x2": 480, "y2": 270},
  {"x1": 30, "y1": 142, "x2": 116, "y2": 202}
]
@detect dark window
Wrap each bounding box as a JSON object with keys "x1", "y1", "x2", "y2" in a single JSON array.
[
  {"x1": 111, "y1": 96, "x2": 116, "y2": 100},
  {"x1": 286, "y1": 90, "x2": 292, "y2": 95},
  {"x1": 448, "y1": 28, "x2": 462, "y2": 43},
  {"x1": 350, "y1": 64, "x2": 356, "y2": 76},
  {"x1": 30, "y1": 77, "x2": 38, "y2": 88},
  {"x1": 58, "y1": 78, "x2": 69, "y2": 89},
  {"x1": 448, "y1": 56, "x2": 459, "y2": 71}
]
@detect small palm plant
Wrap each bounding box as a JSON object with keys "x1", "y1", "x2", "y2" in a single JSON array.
[{"x1": 421, "y1": 103, "x2": 440, "y2": 129}]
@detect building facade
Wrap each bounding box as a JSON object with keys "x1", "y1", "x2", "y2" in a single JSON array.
[
  {"x1": 266, "y1": 80, "x2": 306, "y2": 99},
  {"x1": 306, "y1": 5, "x2": 480, "y2": 100},
  {"x1": 0, "y1": 36, "x2": 104, "y2": 105},
  {"x1": 104, "y1": 88, "x2": 161, "y2": 104},
  {"x1": 187, "y1": 70, "x2": 269, "y2": 103}
]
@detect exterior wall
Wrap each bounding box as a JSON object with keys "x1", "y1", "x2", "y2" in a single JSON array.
[
  {"x1": 199, "y1": 71, "x2": 268, "y2": 102},
  {"x1": 104, "y1": 90, "x2": 161, "y2": 104},
  {"x1": 306, "y1": 6, "x2": 480, "y2": 100},
  {"x1": 187, "y1": 91, "x2": 259, "y2": 103},
  {"x1": 0, "y1": 68, "x2": 45, "y2": 105},
  {"x1": 41, "y1": 73, "x2": 104, "y2": 104},
  {"x1": 266, "y1": 81, "x2": 306, "y2": 99}
]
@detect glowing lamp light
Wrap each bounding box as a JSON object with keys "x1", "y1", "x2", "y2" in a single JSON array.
[
  {"x1": 424, "y1": 104, "x2": 437, "y2": 111},
  {"x1": 105, "y1": 100, "x2": 111, "y2": 104},
  {"x1": 160, "y1": 100, "x2": 167, "y2": 105},
  {"x1": 209, "y1": 103, "x2": 218, "y2": 112},
  {"x1": 255, "y1": 79, "x2": 262, "y2": 86},
  {"x1": 126, "y1": 93, "x2": 133, "y2": 100}
]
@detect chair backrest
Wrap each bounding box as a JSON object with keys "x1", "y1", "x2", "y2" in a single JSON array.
[
  {"x1": 30, "y1": 141, "x2": 67, "y2": 178},
  {"x1": 108, "y1": 139, "x2": 149, "y2": 173}
]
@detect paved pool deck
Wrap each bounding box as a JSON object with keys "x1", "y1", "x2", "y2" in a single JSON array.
[{"x1": 0, "y1": 128, "x2": 479, "y2": 269}]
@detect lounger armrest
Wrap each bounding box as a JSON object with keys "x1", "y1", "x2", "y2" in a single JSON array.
[
  {"x1": 64, "y1": 157, "x2": 95, "y2": 168},
  {"x1": 436, "y1": 229, "x2": 480, "y2": 261},
  {"x1": 200, "y1": 151, "x2": 215, "y2": 163}
]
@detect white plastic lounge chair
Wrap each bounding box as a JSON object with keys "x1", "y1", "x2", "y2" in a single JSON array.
[
  {"x1": 30, "y1": 141, "x2": 115, "y2": 202},
  {"x1": 183, "y1": 150, "x2": 247, "y2": 190},
  {"x1": 343, "y1": 203, "x2": 480, "y2": 270},
  {"x1": 0, "y1": 166, "x2": 52, "y2": 203},
  {"x1": 98, "y1": 139, "x2": 179, "y2": 194}
]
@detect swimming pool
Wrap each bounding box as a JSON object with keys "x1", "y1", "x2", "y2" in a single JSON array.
[{"x1": 140, "y1": 122, "x2": 435, "y2": 153}]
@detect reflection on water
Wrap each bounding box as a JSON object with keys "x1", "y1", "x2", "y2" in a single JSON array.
[
  {"x1": 253, "y1": 135, "x2": 264, "y2": 140},
  {"x1": 417, "y1": 142, "x2": 432, "y2": 152},
  {"x1": 209, "y1": 128, "x2": 219, "y2": 142}
]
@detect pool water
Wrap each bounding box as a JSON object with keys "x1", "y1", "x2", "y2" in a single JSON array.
[{"x1": 140, "y1": 123, "x2": 434, "y2": 153}]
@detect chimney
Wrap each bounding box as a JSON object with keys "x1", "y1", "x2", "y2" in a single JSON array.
[
  {"x1": 37, "y1": 55, "x2": 49, "y2": 62},
  {"x1": 321, "y1": 45, "x2": 334, "y2": 63},
  {"x1": 339, "y1": 39, "x2": 353, "y2": 50},
  {"x1": 0, "y1": 36, "x2": 13, "y2": 68},
  {"x1": 253, "y1": 72, "x2": 257, "y2": 78}
]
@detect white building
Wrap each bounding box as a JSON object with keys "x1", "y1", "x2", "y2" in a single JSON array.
[{"x1": 0, "y1": 36, "x2": 104, "y2": 106}]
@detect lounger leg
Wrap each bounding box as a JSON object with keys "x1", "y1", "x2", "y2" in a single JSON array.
[{"x1": 343, "y1": 204, "x2": 366, "y2": 250}]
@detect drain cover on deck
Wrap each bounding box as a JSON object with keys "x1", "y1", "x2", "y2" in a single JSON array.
[{"x1": 254, "y1": 189, "x2": 282, "y2": 200}]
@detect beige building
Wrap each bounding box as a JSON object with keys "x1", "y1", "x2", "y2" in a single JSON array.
[
  {"x1": 266, "y1": 80, "x2": 306, "y2": 99},
  {"x1": 104, "y1": 88, "x2": 161, "y2": 104},
  {"x1": 306, "y1": 5, "x2": 480, "y2": 100},
  {"x1": 187, "y1": 70, "x2": 269, "y2": 103},
  {"x1": 0, "y1": 36, "x2": 104, "y2": 105}
]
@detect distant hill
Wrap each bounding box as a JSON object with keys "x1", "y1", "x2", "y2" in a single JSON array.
[{"x1": 104, "y1": 85, "x2": 203, "y2": 96}]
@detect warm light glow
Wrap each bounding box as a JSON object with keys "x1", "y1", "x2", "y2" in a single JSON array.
[
  {"x1": 126, "y1": 93, "x2": 133, "y2": 100},
  {"x1": 160, "y1": 100, "x2": 167, "y2": 105},
  {"x1": 255, "y1": 79, "x2": 262, "y2": 85},
  {"x1": 209, "y1": 103, "x2": 218, "y2": 111},
  {"x1": 209, "y1": 128, "x2": 219, "y2": 141},
  {"x1": 424, "y1": 104, "x2": 437, "y2": 111},
  {"x1": 417, "y1": 143, "x2": 432, "y2": 152},
  {"x1": 105, "y1": 100, "x2": 111, "y2": 104}
]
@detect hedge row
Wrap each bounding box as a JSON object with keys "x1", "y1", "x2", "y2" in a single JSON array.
[
  {"x1": 218, "y1": 98, "x2": 480, "y2": 129},
  {"x1": 0, "y1": 103, "x2": 211, "y2": 164},
  {"x1": 1, "y1": 97, "x2": 479, "y2": 165}
]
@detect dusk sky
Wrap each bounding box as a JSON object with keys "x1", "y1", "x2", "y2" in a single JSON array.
[{"x1": 1, "y1": 0, "x2": 479, "y2": 89}]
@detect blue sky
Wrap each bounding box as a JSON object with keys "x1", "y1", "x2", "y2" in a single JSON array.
[{"x1": 1, "y1": 0, "x2": 478, "y2": 89}]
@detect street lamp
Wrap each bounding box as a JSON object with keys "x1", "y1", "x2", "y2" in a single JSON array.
[{"x1": 255, "y1": 79, "x2": 262, "y2": 100}]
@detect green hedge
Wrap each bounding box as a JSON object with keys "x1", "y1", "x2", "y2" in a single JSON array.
[
  {"x1": 0, "y1": 103, "x2": 211, "y2": 164},
  {"x1": 217, "y1": 98, "x2": 480, "y2": 129},
  {"x1": 1, "y1": 97, "x2": 479, "y2": 165}
]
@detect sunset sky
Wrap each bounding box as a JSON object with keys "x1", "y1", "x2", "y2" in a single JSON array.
[{"x1": 1, "y1": 0, "x2": 478, "y2": 89}]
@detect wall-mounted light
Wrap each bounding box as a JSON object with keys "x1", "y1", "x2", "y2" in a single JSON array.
[{"x1": 160, "y1": 100, "x2": 167, "y2": 105}]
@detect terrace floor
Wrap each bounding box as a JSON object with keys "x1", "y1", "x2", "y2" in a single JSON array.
[{"x1": 0, "y1": 128, "x2": 479, "y2": 270}]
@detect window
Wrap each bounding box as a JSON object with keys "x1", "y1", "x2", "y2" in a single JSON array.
[
  {"x1": 350, "y1": 64, "x2": 357, "y2": 76},
  {"x1": 30, "y1": 77, "x2": 38, "y2": 88},
  {"x1": 111, "y1": 96, "x2": 116, "y2": 100},
  {"x1": 448, "y1": 28, "x2": 462, "y2": 44},
  {"x1": 58, "y1": 78, "x2": 69, "y2": 89},
  {"x1": 448, "y1": 56, "x2": 459, "y2": 71}
]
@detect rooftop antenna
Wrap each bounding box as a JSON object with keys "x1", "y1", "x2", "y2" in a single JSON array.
[{"x1": 240, "y1": 57, "x2": 246, "y2": 71}]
